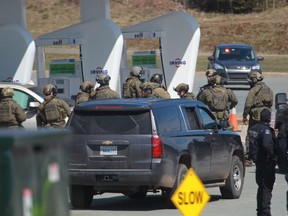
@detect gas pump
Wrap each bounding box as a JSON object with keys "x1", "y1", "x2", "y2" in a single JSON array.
[{"x1": 121, "y1": 11, "x2": 200, "y2": 98}]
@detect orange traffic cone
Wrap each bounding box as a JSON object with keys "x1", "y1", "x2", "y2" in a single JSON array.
[{"x1": 229, "y1": 107, "x2": 239, "y2": 132}]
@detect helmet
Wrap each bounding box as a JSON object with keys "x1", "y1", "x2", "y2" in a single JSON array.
[
  {"x1": 96, "y1": 74, "x2": 111, "y2": 85},
  {"x1": 260, "y1": 108, "x2": 271, "y2": 123},
  {"x1": 173, "y1": 83, "x2": 189, "y2": 92},
  {"x1": 130, "y1": 66, "x2": 143, "y2": 77},
  {"x1": 80, "y1": 81, "x2": 94, "y2": 93},
  {"x1": 43, "y1": 84, "x2": 57, "y2": 96},
  {"x1": 150, "y1": 73, "x2": 163, "y2": 84},
  {"x1": 205, "y1": 69, "x2": 217, "y2": 77},
  {"x1": 1, "y1": 87, "x2": 14, "y2": 97},
  {"x1": 248, "y1": 71, "x2": 263, "y2": 83}
]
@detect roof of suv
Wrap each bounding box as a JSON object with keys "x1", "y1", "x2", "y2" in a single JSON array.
[
  {"x1": 215, "y1": 43, "x2": 252, "y2": 49},
  {"x1": 74, "y1": 98, "x2": 206, "y2": 111}
]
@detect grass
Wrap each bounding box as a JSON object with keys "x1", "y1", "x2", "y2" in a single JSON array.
[{"x1": 26, "y1": 0, "x2": 288, "y2": 72}]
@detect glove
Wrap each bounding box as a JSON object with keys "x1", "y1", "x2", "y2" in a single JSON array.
[{"x1": 242, "y1": 117, "x2": 248, "y2": 125}]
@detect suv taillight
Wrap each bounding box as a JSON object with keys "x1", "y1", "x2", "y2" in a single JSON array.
[{"x1": 152, "y1": 135, "x2": 163, "y2": 158}]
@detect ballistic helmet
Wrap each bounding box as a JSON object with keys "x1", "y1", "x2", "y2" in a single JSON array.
[
  {"x1": 1, "y1": 87, "x2": 14, "y2": 97},
  {"x1": 43, "y1": 84, "x2": 57, "y2": 96},
  {"x1": 174, "y1": 83, "x2": 189, "y2": 92},
  {"x1": 150, "y1": 73, "x2": 163, "y2": 84},
  {"x1": 80, "y1": 81, "x2": 94, "y2": 93},
  {"x1": 205, "y1": 69, "x2": 217, "y2": 77},
  {"x1": 96, "y1": 73, "x2": 111, "y2": 85},
  {"x1": 248, "y1": 71, "x2": 263, "y2": 83},
  {"x1": 130, "y1": 66, "x2": 143, "y2": 77}
]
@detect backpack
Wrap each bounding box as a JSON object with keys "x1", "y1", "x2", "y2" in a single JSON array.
[
  {"x1": 257, "y1": 84, "x2": 273, "y2": 107},
  {"x1": 210, "y1": 87, "x2": 228, "y2": 111},
  {"x1": 44, "y1": 99, "x2": 61, "y2": 122},
  {"x1": 122, "y1": 78, "x2": 134, "y2": 98},
  {"x1": 0, "y1": 101, "x2": 12, "y2": 123}
]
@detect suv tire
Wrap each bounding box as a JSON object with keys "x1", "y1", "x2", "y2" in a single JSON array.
[
  {"x1": 69, "y1": 185, "x2": 93, "y2": 209},
  {"x1": 220, "y1": 155, "x2": 244, "y2": 199},
  {"x1": 125, "y1": 186, "x2": 148, "y2": 199}
]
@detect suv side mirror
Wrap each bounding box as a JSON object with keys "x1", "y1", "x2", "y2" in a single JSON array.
[
  {"x1": 29, "y1": 101, "x2": 40, "y2": 109},
  {"x1": 208, "y1": 56, "x2": 215, "y2": 61},
  {"x1": 275, "y1": 93, "x2": 287, "y2": 110}
]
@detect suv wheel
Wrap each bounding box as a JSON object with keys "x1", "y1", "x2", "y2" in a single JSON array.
[
  {"x1": 69, "y1": 185, "x2": 93, "y2": 209},
  {"x1": 220, "y1": 155, "x2": 244, "y2": 199},
  {"x1": 163, "y1": 164, "x2": 188, "y2": 203}
]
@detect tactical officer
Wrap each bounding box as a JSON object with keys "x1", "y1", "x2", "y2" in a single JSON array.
[
  {"x1": 196, "y1": 69, "x2": 217, "y2": 100},
  {"x1": 243, "y1": 71, "x2": 273, "y2": 166},
  {"x1": 149, "y1": 73, "x2": 170, "y2": 98},
  {"x1": 248, "y1": 108, "x2": 277, "y2": 216},
  {"x1": 173, "y1": 83, "x2": 195, "y2": 99},
  {"x1": 0, "y1": 87, "x2": 26, "y2": 128},
  {"x1": 140, "y1": 82, "x2": 154, "y2": 98},
  {"x1": 123, "y1": 66, "x2": 144, "y2": 98},
  {"x1": 37, "y1": 84, "x2": 71, "y2": 129},
  {"x1": 93, "y1": 73, "x2": 119, "y2": 99},
  {"x1": 75, "y1": 81, "x2": 95, "y2": 105},
  {"x1": 198, "y1": 75, "x2": 238, "y2": 129}
]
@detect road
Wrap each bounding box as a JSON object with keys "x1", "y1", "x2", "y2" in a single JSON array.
[{"x1": 70, "y1": 166, "x2": 287, "y2": 216}]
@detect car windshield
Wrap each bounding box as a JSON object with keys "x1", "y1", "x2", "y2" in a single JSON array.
[
  {"x1": 69, "y1": 110, "x2": 151, "y2": 134},
  {"x1": 215, "y1": 47, "x2": 255, "y2": 61}
]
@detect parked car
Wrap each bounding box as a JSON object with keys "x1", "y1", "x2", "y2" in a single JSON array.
[
  {"x1": 208, "y1": 44, "x2": 264, "y2": 85},
  {"x1": 0, "y1": 83, "x2": 44, "y2": 129},
  {"x1": 66, "y1": 98, "x2": 245, "y2": 209}
]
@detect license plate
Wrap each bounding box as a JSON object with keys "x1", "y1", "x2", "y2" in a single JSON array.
[{"x1": 100, "y1": 146, "x2": 117, "y2": 156}]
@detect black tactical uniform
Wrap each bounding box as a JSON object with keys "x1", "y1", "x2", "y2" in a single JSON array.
[{"x1": 249, "y1": 109, "x2": 277, "y2": 216}]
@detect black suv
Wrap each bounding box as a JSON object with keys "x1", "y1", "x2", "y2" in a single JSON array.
[
  {"x1": 66, "y1": 98, "x2": 245, "y2": 208},
  {"x1": 208, "y1": 44, "x2": 264, "y2": 85}
]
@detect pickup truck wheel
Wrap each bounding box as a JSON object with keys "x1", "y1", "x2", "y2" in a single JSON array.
[
  {"x1": 220, "y1": 155, "x2": 244, "y2": 199},
  {"x1": 69, "y1": 185, "x2": 93, "y2": 209},
  {"x1": 126, "y1": 186, "x2": 148, "y2": 199}
]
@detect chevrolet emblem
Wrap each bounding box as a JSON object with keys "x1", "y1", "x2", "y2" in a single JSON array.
[{"x1": 102, "y1": 140, "x2": 113, "y2": 145}]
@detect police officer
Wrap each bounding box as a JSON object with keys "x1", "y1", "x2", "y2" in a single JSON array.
[
  {"x1": 75, "y1": 81, "x2": 95, "y2": 105},
  {"x1": 93, "y1": 74, "x2": 119, "y2": 99},
  {"x1": 243, "y1": 71, "x2": 273, "y2": 166},
  {"x1": 149, "y1": 73, "x2": 170, "y2": 98},
  {"x1": 248, "y1": 108, "x2": 277, "y2": 216},
  {"x1": 123, "y1": 66, "x2": 144, "y2": 98},
  {"x1": 140, "y1": 82, "x2": 154, "y2": 98},
  {"x1": 196, "y1": 69, "x2": 218, "y2": 100},
  {"x1": 173, "y1": 83, "x2": 195, "y2": 99},
  {"x1": 198, "y1": 75, "x2": 238, "y2": 129},
  {"x1": 37, "y1": 84, "x2": 71, "y2": 129},
  {"x1": 0, "y1": 87, "x2": 26, "y2": 128}
]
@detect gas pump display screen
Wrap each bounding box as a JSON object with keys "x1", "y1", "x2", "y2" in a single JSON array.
[{"x1": 50, "y1": 59, "x2": 76, "y2": 75}]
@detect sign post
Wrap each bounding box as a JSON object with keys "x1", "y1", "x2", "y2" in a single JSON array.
[{"x1": 171, "y1": 168, "x2": 210, "y2": 216}]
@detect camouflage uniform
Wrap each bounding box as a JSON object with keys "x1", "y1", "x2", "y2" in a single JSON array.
[
  {"x1": 196, "y1": 69, "x2": 217, "y2": 100},
  {"x1": 37, "y1": 84, "x2": 71, "y2": 129},
  {"x1": 149, "y1": 73, "x2": 171, "y2": 98},
  {"x1": 94, "y1": 85, "x2": 119, "y2": 99},
  {"x1": 243, "y1": 72, "x2": 273, "y2": 165},
  {"x1": 75, "y1": 81, "x2": 95, "y2": 105},
  {"x1": 93, "y1": 73, "x2": 120, "y2": 99},
  {"x1": 123, "y1": 66, "x2": 144, "y2": 98},
  {"x1": 198, "y1": 75, "x2": 238, "y2": 129},
  {"x1": 174, "y1": 83, "x2": 195, "y2": 99},
  {"x1": 0, "y1": 87, "x2": 26, "y2": 128}
]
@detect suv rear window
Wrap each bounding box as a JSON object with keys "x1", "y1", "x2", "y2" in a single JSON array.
[{"x1": 69, "y1": 110, "x2": 151, "y2": 134}]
